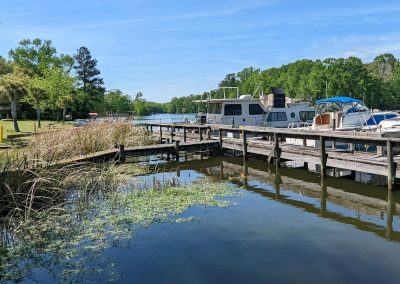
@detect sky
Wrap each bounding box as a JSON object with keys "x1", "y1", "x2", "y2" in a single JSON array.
[{"x1": 1, "y1": 0, "x2": 400, "y2": 102}]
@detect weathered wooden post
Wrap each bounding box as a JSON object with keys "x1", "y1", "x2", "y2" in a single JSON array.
[
  {"x1": 218, "y1": 129, "x2": 223, "y2": 151},
  {"x1": 242, "y1": 129, "x2": 247, "y2": 160},
  {"x1": 0, "y1": 126, "x2": 3, "y2": 144},
  {"x1": 320, "y1": 136, "x2": 327, "y2": 177},
  {"x1": 34, "y1": 123, "x2": 37, "y2": 133},
  {"x1": 207, "y1": 127, "x2": 211, "y2": 140},
  {"x1": 199, "y1": 127, "x2": 203, "y2": 141},
  {"x1": 118, "y1": 144, "x2": 125, "y2": 163},
  {"x1": 166, "y1": 138, "x2": 171, "y2": 161},
  {"x1": 302, "y1": 138, "x2": 307, "y2": 146},
  {"x1": 387, "y1": 140, "x2": 395, "y2": 191},
  {"x1": 183, "y1": 126, "x2": 187, "y2": 142},
  {"x1": 159, "y1": 124, "x2": 163, "y2": 144},
  {"x1": 170, "y1": 126, "x2": 174, "y2": 143},
  {"x1": 174, "y1": 140, "x2": 180, "y2": 161},
  {"x1": 274, "y1": 132, "x2": 281, "y2": 167},
  {"x1": 150, "y1": 124, "x2": 153, "y2": 133}
]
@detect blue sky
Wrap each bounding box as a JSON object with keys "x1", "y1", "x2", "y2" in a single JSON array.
[{"x1": 1, "y1": 0, "x2": 400, "y2": 102}]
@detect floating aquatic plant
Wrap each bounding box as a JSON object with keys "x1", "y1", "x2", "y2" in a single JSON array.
[{"x1": 0, "y1": 180, "x2": 241, "y2": 282}]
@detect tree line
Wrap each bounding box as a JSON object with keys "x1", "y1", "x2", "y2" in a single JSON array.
[
  {"x1": 0, "y1": 38, "x2": 174, "y2": 132},
  {"x1": 167, "y1": 54, "x2": 400, "y2": 113},
  {"x1": 2, "y1": 37, "x2": 400, "y2": 133},
  {"x1": 0, "y1": 38, "x2": 107, "y2": 131}
]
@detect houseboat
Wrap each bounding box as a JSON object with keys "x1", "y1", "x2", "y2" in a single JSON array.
[{"x1": 195, "y1": 87, "x2": 316, "y2": 128}]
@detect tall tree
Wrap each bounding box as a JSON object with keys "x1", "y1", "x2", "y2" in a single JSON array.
[
  {"x1": 0, "y1": 65, "x2": 28, "y2": 132},
  {"x1": 9, "y1": 38, "x2": 73, "y2": 76},
  {"x1": 42, "y1": 67, "x2": 75, "y2": 124},
  {"x1": 25, "y1": 76, "x2": 48, "y2": 128},
  {"x1": 73, "y1": 47, "x2": 105, "y2": 115},
  {"x1": 104, "y1": 89, "x2": 132, "y2": 113}
]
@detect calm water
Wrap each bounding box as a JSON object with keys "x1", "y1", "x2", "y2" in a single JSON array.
[
  {"x1": 134, "y1": 113, "x2": 196, "y2": 124},
  {"x1": 7, "y1": 154, "x2": 400, "y2": 284}
]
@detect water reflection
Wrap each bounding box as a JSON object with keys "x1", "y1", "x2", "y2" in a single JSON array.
[
  {"x1": 156, "y1": 155, "x2": 400, "y2": 243},
  {"x1": 386, "y1": 189, "x2": 396, "y2": 240},
  {"x1": 320, "y1": 177, "x2": 327, "y2": 217}
]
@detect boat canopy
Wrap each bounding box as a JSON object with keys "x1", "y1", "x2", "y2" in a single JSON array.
[{"x1": 316, "y1": 97, "x2": 361, "y2": 104}]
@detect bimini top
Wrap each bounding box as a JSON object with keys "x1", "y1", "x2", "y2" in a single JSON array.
[{"x1": 316, "y1": 96, "x2": 361, "y2": 104}]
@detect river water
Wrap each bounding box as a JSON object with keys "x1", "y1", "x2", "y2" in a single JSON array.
[
  {"x1": 2, "y1": 114, "x2": 400, "y2": 283},
  {"x1": 133, "y1": 113, "x2": 196, "y2": 124},
  {"x1": 3, "y1": 154, "x2": 399, "y2": 283}
]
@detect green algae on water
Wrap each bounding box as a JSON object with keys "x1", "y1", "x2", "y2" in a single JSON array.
[{"x1": 0, "y1": 182, "x2": 242, "y2": 282}]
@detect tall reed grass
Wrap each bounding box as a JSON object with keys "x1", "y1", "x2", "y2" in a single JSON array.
[{"x1": 0, "y1": 122, "x2": 153, "y2": 219}]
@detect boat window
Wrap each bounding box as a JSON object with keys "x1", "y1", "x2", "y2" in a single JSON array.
[
  {"x1": 267, "y1": 112, "x2": 287, "y2": 121},
  {"x1": 299, "y1": 111, "x2": 315, "y2": 121},
  {"x1": 249, "y1": 104, "x2": 264, "y2": 115},
  {"x1": 224, "y1": 104, "x2": 242, "y2": 116},
  {"x1": 208, "y1": 103, "x2": 222, "y2": 114},
  {"x1": 290, "y1": 112, "x2": 295, "y2": 118}
]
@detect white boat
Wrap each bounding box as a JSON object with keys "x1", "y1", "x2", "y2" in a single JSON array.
[
  {"x1": 287, "y1": 96, "x2": 400, "y2": 147},
  {"x1": 194, "y1": 87, "x2": 315, "y2": 128}
]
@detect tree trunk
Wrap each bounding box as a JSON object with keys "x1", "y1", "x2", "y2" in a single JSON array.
[
  {"x1": 35, "y1": 103, "x2": 41, "y2": 128},
  {"x1": 10, "y1": 99, "x2": 20, "y2": 132},
  {"x1": 62, "y1": 107, "x2": 67, "y2": 125}
]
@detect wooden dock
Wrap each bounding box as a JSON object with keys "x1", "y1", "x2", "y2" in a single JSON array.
[
  {"x1": 143, "y1": 123, "x2": 400, "y2": 190},
  {"x1": 53, "y1": 140, "x2": 220, "y2": 166}
]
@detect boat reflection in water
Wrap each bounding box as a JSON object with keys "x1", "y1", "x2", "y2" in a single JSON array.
[{"x1": 157, "y1": 155, "x2": 400, "y2": 243}]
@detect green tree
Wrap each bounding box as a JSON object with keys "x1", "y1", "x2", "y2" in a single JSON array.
[
  {"x1": 73, "y1": 47, "x2": 105, "y2": 115},
  {"x1": 0, "y1": 65, "x2": 29, "y2": 132},
  {"x1": 132, "y1": 92, "x2": 147, "y2": 116},
  {"x1": 9, "y1": 38, "x2": 73, "y2": 77},
  {"x1": 25, "y1": 76, "x2": 48, "y2": 128},
  {"x1": 42, "y1": 68, "x2": 75, "y2": 124},
  {"x1": 104, "y1": 89, "x2": 132, "y2": 113}
]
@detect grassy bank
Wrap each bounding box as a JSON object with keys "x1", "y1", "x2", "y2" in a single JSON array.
[{"x1": 0, "y1": 120, "x2": 71, "y2": 140}]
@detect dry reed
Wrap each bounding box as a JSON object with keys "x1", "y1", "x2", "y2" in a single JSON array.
[{"x1": 26, "y1": 122, "x2": 154, "y2": 162}]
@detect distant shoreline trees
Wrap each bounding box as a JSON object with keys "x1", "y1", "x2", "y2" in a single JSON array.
[
  {"x1": 168, "y1": 54, "x2": 400, "y2": 113},
  {"x1": 2, "y1": 37, "x2": 400, "y2": 133}
]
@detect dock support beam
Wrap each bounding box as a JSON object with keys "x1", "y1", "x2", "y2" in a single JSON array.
[
  {"x1": 199, "y1": 127, "x2": 203, "y2": 141},
  {"x1": 170, "y1": 126, "x2": 174, "y2": 143},
  {"x1": 268, "y1": 133, "x2": 281, "y2": 167},
  {"x1": 387, "y1": 140, "x2": 395, "y2": 191},
  {"x1": 183, "y1": 126, "x2": 187, "y2": 142},
  {"x1": 320, "y1": 136, "x2": 327, "y2": 177},
  {"x1": 242, "y1": 130, "x2": 247, "y2": 160},
  {"x1": 219, "y1": 129, "x2": 223, "y2": 152},
  {"x1": 207, "y1": 127, "x2": 211, "y2": 140},
  {"x1": 159, "y1": 125, "x2": 163, "y2": 144},
  {"x1": 174, "y1": 140, "x2": 180, "y2": 161},
  {"x1": 118, "y1": 144, "x2": 125, "y2": 163}
]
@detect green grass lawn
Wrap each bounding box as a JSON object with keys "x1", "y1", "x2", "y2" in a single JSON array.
[{"x1": 0, "y1": 120, "x2": 71, "y2": 140}]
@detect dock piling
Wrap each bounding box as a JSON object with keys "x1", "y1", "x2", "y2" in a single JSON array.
[
  {"x1": 320, "y1": 136, "x2": 327, "y2": 177},
  {"x1": 174, "y1": 140, "x2": 180, "y2": 161},
  {"x1": 387, "y1": 140, "x2": 395, "y2": 191},
  {"x1": 242, "y1": 130, "x2": 247, "y2": 160},
  {"x1": 118, "y1": 144, "x2": 125, "y2": 163},
  {"x1": 183, "y1": 126, "x2": 187, "y2": 142},
  {"x1": 219, "y1": 129, "x2": 223, "y2": 151},
  {"x1": 159, "y1": 124, "x2": 163, "y2": 144},
  {"x1": 170, "y1": 126, "x2": 174, "y2": 142}
]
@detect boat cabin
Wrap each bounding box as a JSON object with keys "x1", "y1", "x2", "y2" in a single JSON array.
[
  {"x1": 196, "y1": 87, "x2": 315, "y2": 128},
  {"x1": 313, "y1": 97, "x2": 372, "y2": 130}
]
